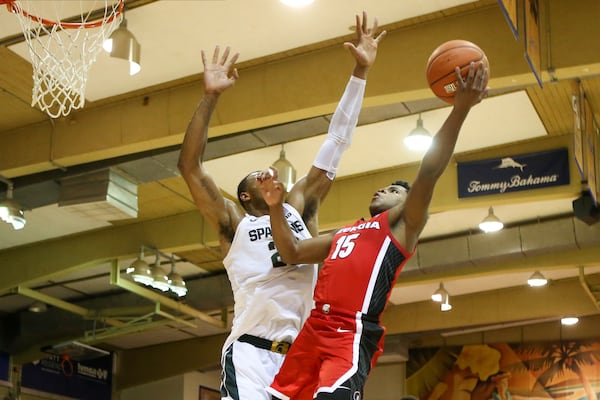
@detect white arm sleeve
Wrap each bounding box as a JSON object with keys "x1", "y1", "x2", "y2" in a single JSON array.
[{"x1": 313, "y1": 76, "x2": 366, "y2": 180}]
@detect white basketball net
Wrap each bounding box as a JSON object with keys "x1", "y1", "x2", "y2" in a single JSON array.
[{"x1": 6, "y1": 0, "x2": 123, "y2": 118}]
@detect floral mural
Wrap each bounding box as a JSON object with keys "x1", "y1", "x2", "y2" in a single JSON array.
[{"x1": 406, "y1": 341, "x2": 600, "y2": 400}]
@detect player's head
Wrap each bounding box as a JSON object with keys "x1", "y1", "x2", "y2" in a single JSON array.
[
  {"x1": 237, "y1": 171, "x2": 267, "y2": 212},
  {"x1": 368, "y1": 180, "x2": 410, "y2": 217}
]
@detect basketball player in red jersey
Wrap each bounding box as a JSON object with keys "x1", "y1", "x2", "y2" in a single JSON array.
[{"x1": 259, "y1": 62, "x2": 489, "y2": 400}]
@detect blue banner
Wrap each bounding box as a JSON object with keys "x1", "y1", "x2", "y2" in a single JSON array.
[
  {"x1": 0, "y1": 351, "x2": 9, "y2": 384},
  {"x1": 21, "y1": 354, "x2": 112, "y2": 400},
  {"x1": 457, "y1": 148, "x2": 570, "y2": 198}
]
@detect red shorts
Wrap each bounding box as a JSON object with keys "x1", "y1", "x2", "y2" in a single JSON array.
[{"x1": 267, "y1": 308, "x2": 384, "y2": 399}]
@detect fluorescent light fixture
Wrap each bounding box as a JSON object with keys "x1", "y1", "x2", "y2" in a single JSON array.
[
  {"x1": 479, "y1": 206, "x2": 504, "y2": 233},
  {"x1": 527, "y1": 270, "x2": 548, "y2": 287},
  {"x1": 404, "y1": 114, "x2": 432, "y2": 151}
]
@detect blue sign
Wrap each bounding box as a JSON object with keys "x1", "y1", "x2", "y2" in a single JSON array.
[
  {"x1": 457, "y1": 148, "x2": 570, "y2": 198},
  {"x1": 21, "y1": 354, "x2": 112, "y2": 400},
  {"x1": 0, "y1": 352, "x2": 9, "y2": 383}
]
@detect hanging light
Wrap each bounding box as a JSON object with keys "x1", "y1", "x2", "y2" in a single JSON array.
[
  {"x1": 103, "y1": 17, "x2": 141, "y2": 75},
  {"x1": 0, "y1": 179, "x2": 26, "y2": 230},
  {"x1": 431, "y1": 282, "x2": 447, "y2": 302},
  {"x1": 167, "y1": 257, "x2": 188, "y2": 297},
  {"x1": 149, "y1": 256, "x2": 170, "y2": 292},
  {"x1": 272, "y1": 144, "x2": 296, "y2": 192},
  {"x1": 28, "y1": 301, "x2": 48, "y2": 313},
  {"x1": 527, "y1": 271, "x2": 548, "y2": 287},
  {"x1": 440, "y1": 293, "x2": 452, "y2": 311},
  {"x1": 126, "y1": 248, "x2": 153, "y2": 285},
  {"x1": 561, "y1": 316, "x2": 579, "y2": 326},
  {"x1": 479, "y1": 206, "x2": 504, "y2": 233},
  {"x1": 404, "y1": 113, "x2": 433, "y2": 151}
]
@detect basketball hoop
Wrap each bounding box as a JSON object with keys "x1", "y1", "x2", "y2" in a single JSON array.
[{"x1": 2, "y1": 0, "x2": 124, "y2": 118}]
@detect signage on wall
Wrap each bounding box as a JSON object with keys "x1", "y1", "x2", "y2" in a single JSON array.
[
  {"x1": 457, "y1": 148, "x2": 570, "y2": 198},
  {"x1": 21, "y1": 354, "x2": 113, "y2": 400}
]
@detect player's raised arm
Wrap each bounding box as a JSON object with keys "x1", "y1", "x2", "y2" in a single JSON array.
[{"x1": 178, "y1": 46, "x2": 243, "y2": 247}]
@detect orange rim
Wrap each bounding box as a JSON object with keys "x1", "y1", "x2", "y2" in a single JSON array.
[{"x1": 3, "y1": 0, "x2": 124, "y2": 29}]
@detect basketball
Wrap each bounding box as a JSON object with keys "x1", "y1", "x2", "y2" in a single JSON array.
[{"x1": 426, "y1": 40, "x2": 489, "y2": 104}]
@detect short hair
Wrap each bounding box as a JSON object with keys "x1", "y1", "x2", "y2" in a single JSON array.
[
  {"x1": 237, "y1": 171, "x2": 260, "y2": 211},
  {"x1": 391, "y1": 180, "x2": 410, "y2": 192}
]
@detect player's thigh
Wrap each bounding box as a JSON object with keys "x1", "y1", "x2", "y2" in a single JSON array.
[{"x1": 221, "y1": 341, "x2": 283, "y2": 400}]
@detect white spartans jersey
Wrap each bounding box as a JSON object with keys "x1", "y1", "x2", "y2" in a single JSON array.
[{"x1": 222, "y1": 203, "x2": 317, "y2": 351}]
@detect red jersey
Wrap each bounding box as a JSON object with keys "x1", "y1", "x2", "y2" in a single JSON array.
[{"x1": 313, "y1": 210, "x2": 413, "y2": 320}]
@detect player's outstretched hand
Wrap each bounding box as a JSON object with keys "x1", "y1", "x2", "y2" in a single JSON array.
[
  {"x1": 257, "y1": 167, "x2": 286, "y2": 207},
  {"x1": 454, "y1": 61, "x2": 489, "y2": 109},
  {"x1": 201, "y1": 45, "x2": 239, "y2": 94},
  {"x1": 344, "y1": 11, "x2": 386, "y2": 69}
]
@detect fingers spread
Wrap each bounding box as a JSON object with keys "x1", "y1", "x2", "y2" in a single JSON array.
[
  {"x1": 221, "y1": 46, "x2": 230, "y2": 65},
  {"x1": 212, "y1": 46, "x2": 220, "y2": 64}
]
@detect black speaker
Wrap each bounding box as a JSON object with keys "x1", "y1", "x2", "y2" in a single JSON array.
[{"x1": 572, "y1": 192, "x2": 600, "y2": 225}]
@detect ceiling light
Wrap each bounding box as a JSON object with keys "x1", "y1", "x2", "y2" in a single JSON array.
[
  {"x1": 527, "y1": 270, "x2": 548, "y2": 287},
  {"x1": 127, "y1": 258, "x2": 153, "y2": 285},
  {"x1": 126, "y1": 248, "x2": 153, "y2": 285},
  {"x1": 0, "y1": 179, "x2": 26, "y2": 230},
  {"x1": 103, "y1": 17, "x2": 141, "y2": 75},
  {"x1": 167, "y1": 258, "x2": 187, "y2": 297},
  {"x1": 431, "y1": 282, "x2": 447, "y2": 302},
  {"x1": 441, "y1": 293, "x2": 452, "y2": 312},
  {"x1": 479, "y1": 206, "x2": 504, "y2": 233},
  {"x1": 167, "y1": 271, "x2": 187, "y2": 297},
  {"x1": 272, "y1": 144, "x2": 296, "y2": 192},
  {"x1": 149, "y1": 259, "x2": 170, "y2": 292},
  {"x1": 561, "y1": 317, "x2": 579, "y2": 326},
  {"x1": 280, "y1": 0, "x2": 315, "y2": 7},
  {"x1": 404, "y1": 113, "x2": 433, "y2": 151},
  {"x1": 29, "y1": 301, "x2": 47, "y2": 313}
]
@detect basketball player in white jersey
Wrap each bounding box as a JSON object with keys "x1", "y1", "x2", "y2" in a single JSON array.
[
  {"x1": 259, "y1": 62, "x2": 489, "y2": 400},
  {"x1": 178, "y1": 12, "x2": 386, "y2": 400}
]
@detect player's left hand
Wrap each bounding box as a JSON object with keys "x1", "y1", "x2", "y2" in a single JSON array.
[
  {"x1": 257, "y1": 167, "x2": 286, "y2": 207},
  {"x1": 454, "y1": 61, "x2": 489, "y2": 108}
]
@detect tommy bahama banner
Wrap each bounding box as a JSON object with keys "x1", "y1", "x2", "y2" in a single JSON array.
[
  {"x1": 406, "y1": 341, "x2": 600, "y2": 400},
  {"x1": 457, "y1": 148, "x2": 570, "y2": 198}
]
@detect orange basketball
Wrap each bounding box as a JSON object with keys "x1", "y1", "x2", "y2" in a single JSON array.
[{"x1": 426, "y1": 40, "x2": 489, "y2": 104}]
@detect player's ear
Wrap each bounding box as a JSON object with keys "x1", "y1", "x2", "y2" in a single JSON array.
[{"x1": 239, "y1": 192, "x2": 250, "y2": 202}]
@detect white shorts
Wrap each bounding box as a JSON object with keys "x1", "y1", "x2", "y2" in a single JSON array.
[{"x1": 220, "y1": 339, "x2": 285, "y2": 400}]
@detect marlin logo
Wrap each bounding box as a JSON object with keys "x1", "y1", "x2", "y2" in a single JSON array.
[{"x1": 494, "y1": 157, "x2": 527, "y2": 171}]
